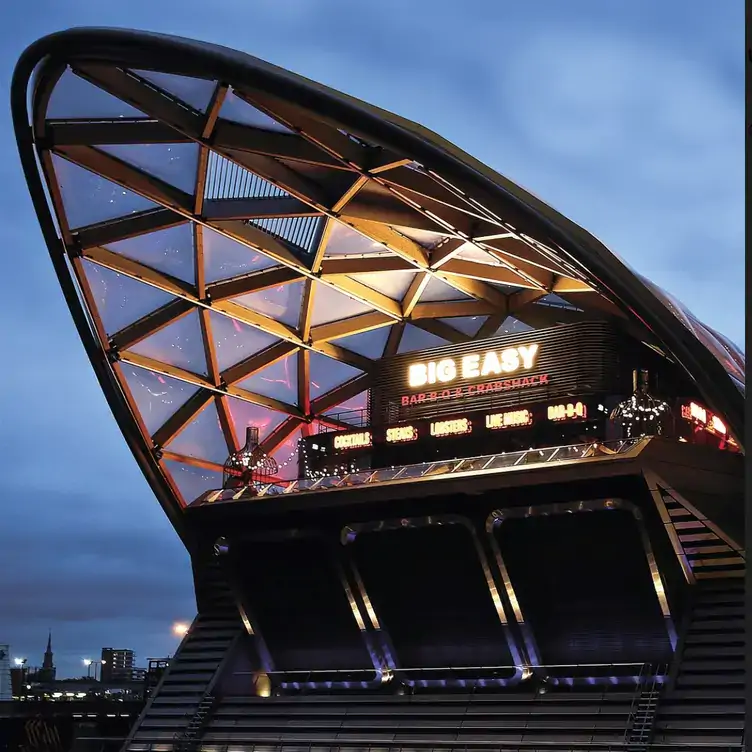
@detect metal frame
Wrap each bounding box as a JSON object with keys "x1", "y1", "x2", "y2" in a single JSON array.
[
  {"x1": 341, "y1": 514, "x2": 529, "y2": 687},
  {"x1": 217, "y1": 530, "x2": 388, "y2": 690},
  {"x1": 485, "y1": 498, "x2": 678, "y2": 683},
  {"x1": 11, "y1": 29, "x2": 744, "y2": 537}
]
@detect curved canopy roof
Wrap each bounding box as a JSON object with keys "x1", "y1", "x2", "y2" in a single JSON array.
[{"x1": 11, "y1": 29, "x2": 744, "y2": 532}]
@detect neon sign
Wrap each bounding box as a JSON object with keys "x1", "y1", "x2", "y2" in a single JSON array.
[
  {"x1": 681, "y1": 402, "x2": 727, "y2": 436},
  {"x1": 408, "y1": 344, "x2": 540, "y2": 388},
  {"x1": 401, "y1": 373, "x2": 549, "y2": 406},
  {"x1": 333, "y1": 431, "x2": 372, "y2": 450},
  {"x1": 385, "y1": 425, "x2": 419, "y2": 443},
  {"x1": 547, "y1": 401, "x2": 587, "y2": 422},
  {"x1": 485, "y1": 409, "x2": 533, "y2": 430},
  {"x1": 430, "y1": 418, "x2": 472, "y2": 437}
]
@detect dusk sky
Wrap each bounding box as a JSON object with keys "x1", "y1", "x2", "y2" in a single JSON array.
[{"x1": 0, "y1": 1, "x2": 743, "y2": 678}]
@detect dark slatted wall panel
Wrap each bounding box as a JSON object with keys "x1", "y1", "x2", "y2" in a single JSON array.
[
  {"x1": 349, "y1": 524, "x2": 512, "y2": 669},
  {"x1": 372, "y1": 321, "x2": 631, "y2": 422},
  {"x1": 494, "y1": 509, "x2": 673, "y2": 666},
  {"x1": 234, "y1": 538, "x2": 372, "y2": 672}
]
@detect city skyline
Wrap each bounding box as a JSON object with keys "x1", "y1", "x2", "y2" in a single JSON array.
[{"x1": 0, "y1": 1, "x2": 743, "y2": 679}]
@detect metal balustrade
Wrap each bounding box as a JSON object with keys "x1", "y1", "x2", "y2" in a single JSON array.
[{"x1": 196, "y1": 438, "x2": 646, "y2": 505}]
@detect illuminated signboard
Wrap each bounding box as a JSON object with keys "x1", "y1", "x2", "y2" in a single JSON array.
[
  {"x1": 547, "y1": 401, "x2": 588, "y2": 422},
  {"x1": 333, "y1": 431, "x2": 372, "y2": 451},
  {"x1": 485, "y1": 409, "x2": 533, "y2": 430},
  {"x1": 430, "y1": 418, "x2": 472, "y2": 438},
  {"x1": 408, "y1": 344, "x2": 539, "y2": 388},
  {"x1": 681, "y1": 402, "x2": 727, "y2": 436},
  {"x1": 385, "y1": 425, "x2": 419, "y2": 444}
]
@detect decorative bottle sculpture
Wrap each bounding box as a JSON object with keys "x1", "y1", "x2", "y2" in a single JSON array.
[
  {"x1": 609, "y1": 369, "x2": 670, "y2": 438},
  {"x1": 222, "y1": 426, "x2": 279, "y2": 491}
]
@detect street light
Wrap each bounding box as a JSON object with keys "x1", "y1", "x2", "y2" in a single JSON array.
[
  {"x1": 172, "y1": 622, "x2": 189, "y2": 637},
  {"x1": 14, "y1": 658, "x2": 27, "y2": 667},
  {"x1": 83, "y1": 658, "x2": 107, "y2": 680}
]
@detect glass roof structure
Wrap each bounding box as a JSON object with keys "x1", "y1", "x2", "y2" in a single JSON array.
[{"x1": 11, "y1": 29, "x2": 744, "y2": 525}]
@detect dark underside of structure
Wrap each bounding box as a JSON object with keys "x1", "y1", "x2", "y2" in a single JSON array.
[{"x1": 12, "y1": 28, "x2": 745, "y2": 752}]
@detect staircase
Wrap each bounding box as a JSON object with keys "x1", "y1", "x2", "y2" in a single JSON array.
[
  {"x1": 173, "y1": 693, "x2": 215, "y2": 752},
  {"x1": 623, "y1": 666, "x2": 661, "y2": 751},
  {"x1": 203, "y1": 687, "x2": 638, "y2": 749},
  {"x1": 653, "y1": 576, "x2": 746, "y2": 748},
  {"x1": 656, "y1": 487, "x2": 745, "y2": 580},
  {"x1": 122, "y1": 560, "x2": 242, "y2": 752}
]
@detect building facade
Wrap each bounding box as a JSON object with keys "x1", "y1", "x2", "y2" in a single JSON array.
[{"x1": 11, "y1": 28, "x2": 745, "y2": 751}]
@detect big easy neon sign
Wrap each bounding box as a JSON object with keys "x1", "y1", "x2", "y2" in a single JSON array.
[{"x1": 407, "y1": 343, "x2": 540, "y2": 388}]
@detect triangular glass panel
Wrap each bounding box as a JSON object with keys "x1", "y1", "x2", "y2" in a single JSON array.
[
  {"x1": 495, "y1": 316, "x2": 534, "y2": 336},
  {"x1": 233, "y1": 280, "x2": 303, "y2": 328},
  {"x1": 397, "y1": 324, "x2": 450, "y2": 354},
  {"x1": 205, "y1": 152, "x2": 288, "y2": 200},
  {"x1": 322, "y1": 390, "x2": 369, "y2": 422},
  {"x1": 237, "y1": 352, "x2": 298, "y2": 405},
  {"x1": 351, "y1": 271, "x2": 416, "y2": 301},
  {"x1": 208, "y1": 310, "x2": 280, "y2": 372},
  {"x1": 97, "y1": 143, "x2": 200, "y2": 194},
  {"x1": 132, "y1": 70, "x2": 217, "y2": 113},
  {"x1": 331, "y1": 327, "x2": 390, "y2": 358},
  {"x1": 163, "y1": 460, "x2": 224, "y2": 504},
  {"x1": 271, "y1": 426, "x2": 303, "y2": 481},
  {"x1": 52, "y1": 155, "x2": 159, "y2": 229},
  {"x1": 456, "y1": 242, "x2": 504, "y2": 265},
  {"x1": 129, "y1": 309, "x2": 207, "y2": 375},
  {"x1": 439, "y1": 316, "x2": 487, "y2": 336},
  {"x1": 225, "y1": 396, "x2": 287, "y2": 445},
  {"x1": 80, "y1": 260, "x2": 175, "y2": 336},
  {"x1": 311, "y1": 283, "x2": 373, "y2": 327},
  {"x1": 420, "y1": 276, "x2": 470, "y2": 303},
  {"x1": 166, "y1": 399, "x2": 229, "y2": 465},
  {"x1": 47, "y1": 68, "x2": 147, "y2": 120},
  {"x1": 104, "y1": 222, "x2": 195, "y2": 284},
  {"x1": 309, "y1": 351, "x2": 364, "y2": 398},
  {"x1": 120, "y1": 364, "x2": 200, "y2": 436},
  {"x1": 392, "y1": 225, "x2": 447, "y2": 249},
  {"x1": 325, "y1": 221, "x2": 388, "y2": 256},
  {"x1": 220, "y1": 88, "x2": 292, "y2": 132},
  {"x1": 203, "y1": 226, "x2": 277, "y2": 283}
]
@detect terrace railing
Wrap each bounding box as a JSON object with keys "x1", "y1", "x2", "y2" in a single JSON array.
[{"x1": 196, "y1": 437, "x2": 646, "y2": 505}]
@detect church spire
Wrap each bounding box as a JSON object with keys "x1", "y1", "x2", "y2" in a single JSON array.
[{"x1": 40, "y1": 631, "x2": 55, "y2": 681}]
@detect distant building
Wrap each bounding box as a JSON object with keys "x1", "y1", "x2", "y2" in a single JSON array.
[
  {"x1": 36, "y1": 632, "x2": 56, "y2": 683},
  {"x1": 0, "y1": 645, "x2": 11, "y2": 700},
  {"x1": 101, "y1": 648, "x2": 137, "y2": 682}
]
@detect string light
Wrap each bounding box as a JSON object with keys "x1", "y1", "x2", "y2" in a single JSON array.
[{"x1": 610, "y1": 369, "x2": 669, "y2": 438}]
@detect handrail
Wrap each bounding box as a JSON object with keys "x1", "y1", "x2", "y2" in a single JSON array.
[
  {"x1": 196, "y1": 438, "x2": 644, "y2": 505},
  {"x1": 235, "y1": 660, "x2": 658, "y2": 677}
]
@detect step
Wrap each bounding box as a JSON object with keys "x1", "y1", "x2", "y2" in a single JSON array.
[
  {"x1": 679, "y1": 659, "x2": 745, "y2": 673},
  {"x1": 694, "y1": 569, "x2": 746, "y2": 582},
  {"x1": 692, "y1": 604, "x2": 745, "y2": 618},
  {"x1": 688, "y1": 617, "x2": 745, "y2": 631},
  {"x1": 676, "y1": 674, "x2": 745, "y2": 688},
  {"x1": 684, "y1": 644, "x2": 746, "y2": 658},
  {"x1": 659, "y1": 702, "x2": 745, "y2": 715},
  {"x1": 684, "y1": 632, "x2": 745, "y2": 646},
  {"x1": 693, "y1": 590, "x2": 746, "y2": 606}
]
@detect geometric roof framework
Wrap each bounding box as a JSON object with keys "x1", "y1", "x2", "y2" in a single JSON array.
[{"x1": 11, "y1": 29, "x2": 744, "y2": 532}]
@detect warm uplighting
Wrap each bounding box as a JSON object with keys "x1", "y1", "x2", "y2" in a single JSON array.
[{"x1": 173, "y1": 622, "x2": 190, "y2": 637}]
